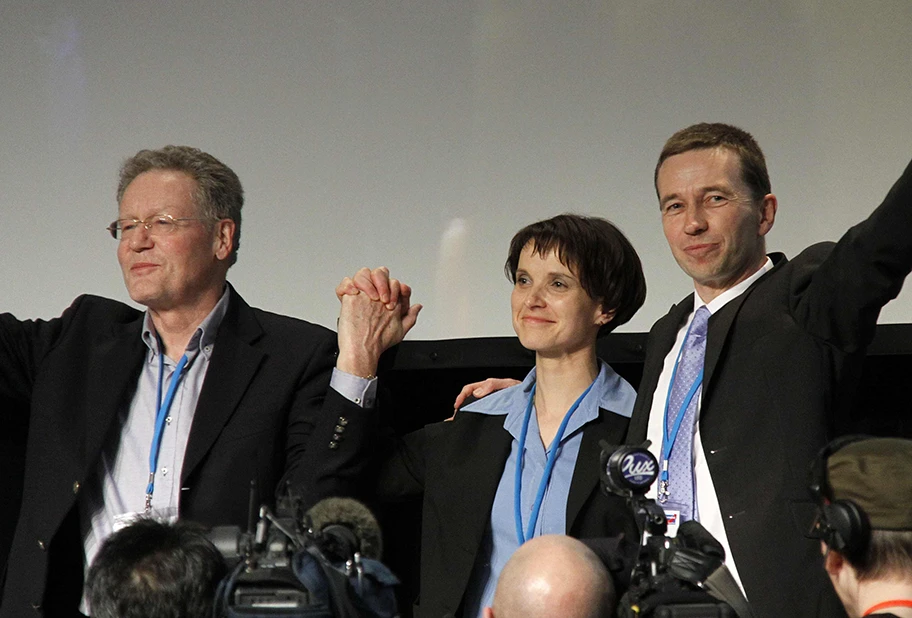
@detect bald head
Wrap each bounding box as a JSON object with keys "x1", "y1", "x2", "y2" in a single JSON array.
[{"x1": 487, "y1": 535, "x2": 615, "y2": 618}]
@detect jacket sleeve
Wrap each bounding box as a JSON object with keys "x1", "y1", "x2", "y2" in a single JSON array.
[
  {"x1": 793, "y1": 157, "x2": 912, "y2": 351},
  {"x1": 302, "y1": 384, "x2": 429, "y2": 506},
  {"x1": 0, "y1": 295, "x2": 86, "y2": 407}
]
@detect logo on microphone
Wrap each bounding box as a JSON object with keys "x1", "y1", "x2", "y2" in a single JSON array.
[{"x1": 620, "y1": 451, "x2": 657, "y2": 489}]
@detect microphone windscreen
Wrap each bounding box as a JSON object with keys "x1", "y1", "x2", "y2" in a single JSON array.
[{"x1": 306, "y1": 497, "x2": 383, "y2": 560}]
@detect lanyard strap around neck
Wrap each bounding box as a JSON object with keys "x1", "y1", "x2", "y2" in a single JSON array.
[
  {"x1": 145, "y1": 350, "x2": 189, "y2": 512},
  {"x1": 864, "y1": 600, "x2": 912, "y2": 616},
  {"x1": 514, "y1": 377, "x2": 596, "y2": 545}
]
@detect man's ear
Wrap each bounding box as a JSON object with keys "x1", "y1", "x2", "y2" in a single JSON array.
[
  {"x1": 213, "y1": 219, "x2": 235, "y2": 261},
  {"x1": 758, "y1": 193, "x2": 777, "y2": 237},
  {"x1": 823, "y1": 543, "x2": 846, "y2": 577}
]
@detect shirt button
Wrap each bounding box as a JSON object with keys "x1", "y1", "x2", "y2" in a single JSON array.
[
  {"x1": 329, "y1": 441, "x2": 339, "y2": 450},
  {"x1": 37, "y1": 539, "x2": 46, "y2": 550},
  {"x1": 165, "y1": 416, "x2": 172, "y2": 424},
  {"x1": 73, "y1": 481, "x2": 80, "y2": 494},
  {"x1": 161, "y1": 467, "x2": 168, "y2": 476},
  {"x1": 31, "y1": 602, "x2": 41, "y2": 611}
]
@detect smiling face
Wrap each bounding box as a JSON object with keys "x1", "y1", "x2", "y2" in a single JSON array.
[
  {"x1": 657, "y1": 147, "x2": 776, "y2": 302},
  {"x1": 117, "y1": 169, "x2": 234, "y2": 314},
  {"x1": 510, "y1": 243, "x2": 610, "y2": 359}
]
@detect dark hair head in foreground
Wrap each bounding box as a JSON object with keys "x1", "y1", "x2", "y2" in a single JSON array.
[
  {"x1": 506, "y1": 213, "x2": 646, "y2": 337},
  {"x1": 86, "y1": 518, "x2": 227, "y2": 618}
]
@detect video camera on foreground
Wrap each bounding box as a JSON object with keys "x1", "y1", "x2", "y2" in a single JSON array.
[
  {"x1": 599, "y1": 441, "x2": 754, "y2": 618},
  {"x1": 208, "y1": 493, "x2": 399, "y2": 618}
]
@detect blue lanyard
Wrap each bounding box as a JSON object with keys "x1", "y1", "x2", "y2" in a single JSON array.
[
  {"x1": 514, "y1": 377, "x2": 596, "y2": 545},
  {"x1": 658, "y1": 318, "x2": 705, "y2": 494},
  {"x1": 145, "y1": 350, "x2": 189, "y2": 512}
]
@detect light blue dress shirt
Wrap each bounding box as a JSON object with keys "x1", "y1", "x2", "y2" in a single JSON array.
[
  {"x1": 78, "y1": 286, "x2": 230, "y2": 612},
  {"x1": 460, "y1": 360, "x2": 635, "y2": 617}
]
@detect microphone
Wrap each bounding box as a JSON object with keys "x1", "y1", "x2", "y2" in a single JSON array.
[
  {"x1": 599, "y1": 441, "x2": 659, "y2": 498},
  {"x1": 306, "y1": 497, "x2": 383, "y2": 563}
]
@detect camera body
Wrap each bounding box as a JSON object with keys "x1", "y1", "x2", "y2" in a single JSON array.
[{"x1": 209, "y1": 495, "x2": 398, "y2": 618}]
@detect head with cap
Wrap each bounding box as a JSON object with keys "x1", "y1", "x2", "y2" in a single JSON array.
[
  {"x1": 483, "y1": 535, "x2": 615, "y2": 618},
  {"x1": 811, "y1": 437, "x2": 912, "y2": 617}
]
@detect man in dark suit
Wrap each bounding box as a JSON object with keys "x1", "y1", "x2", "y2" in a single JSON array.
[
  {"x1": 626, "y1": 123, "x2": 912, "y2": 617},
  {"x1": 457, "y1": 124, "x2": 912, "y2": 617},
  {"x1": 0, "y1": 146, "x2": 357, "y2": 616}
]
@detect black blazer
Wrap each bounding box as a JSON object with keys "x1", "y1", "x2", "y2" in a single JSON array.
[
  {"x1": 0, "y1": 287, "x2": 355, "y2": 615},
  {"x1": 628, "y1": 157, "x2": 912, "y2": 618},
  {"x1": 310, "y1": 402, "x2": 635, "y2": 618}
]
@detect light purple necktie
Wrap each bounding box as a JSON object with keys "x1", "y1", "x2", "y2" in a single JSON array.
[{"x1": 663, "y1": 305, "x2": 710, "y2": 522}]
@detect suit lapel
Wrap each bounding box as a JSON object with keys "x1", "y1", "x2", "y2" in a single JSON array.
[
  {"x1": 445, "y1": 415, "x2": 514, "y2": 555},
  {"x1": 702, "y1": 255, "x2": 786, "y2": 404},
  {"x1": 566, "y1": 409, "x2": 628, "y2": 529},
  {"x1": 181, "y1": 289, "x2": 265, "y2": 482},
  {"x1": 82, "y1": 316, "x2": 146, "y2": 473},
  {"x1": 432, "y1": 414, "x2": 513, "y2": 614},
  {"x1": 702, "y1": 298, "x2": 740, "y2": 399},
  {"x1": 628, "y1": 298, "x2": 693, "y2": 442}
]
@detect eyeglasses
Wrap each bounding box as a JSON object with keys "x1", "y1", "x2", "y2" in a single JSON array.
[{"x1": 107, "y1": 214, "x2": 211, "y2": 240}]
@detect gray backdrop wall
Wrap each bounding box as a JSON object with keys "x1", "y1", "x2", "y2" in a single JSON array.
[{"x1": 2, "y1": 1, "x2": 911, "y2": 339}]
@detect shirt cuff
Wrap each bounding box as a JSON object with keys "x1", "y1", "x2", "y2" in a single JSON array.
[{"x1": 330, "y1": 368, "x2": 378, "y2": 408}]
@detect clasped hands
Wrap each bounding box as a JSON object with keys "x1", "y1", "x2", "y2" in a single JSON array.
[
  {"x1": 335, "y1": 267, "x2": 422, "y2": 378},
  {"x1": 335, "y1": 266, "x2": 518, "y2": 410}
]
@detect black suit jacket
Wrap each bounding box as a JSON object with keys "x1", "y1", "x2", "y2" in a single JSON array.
[
  {"x1": 310, "y1": 402, "x2": 635, "y2": 618},
  {"x1": 628, "y1": 158, "x2": 912, "y2": 618},
  {"x1": 0, "y1": 286, "x2": 356, "y2": 615}
]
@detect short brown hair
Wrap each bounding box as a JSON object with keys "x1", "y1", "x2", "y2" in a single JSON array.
[
  {"x1": 853, "y1": 529, "x2": 912, "y2": 582},
  {"x1": 117, "y1": 145, "x2": 244, "y2": 266},
  {"x1": 655, "y1": 123, "x2": 771, "y2": 204},
  {"x1": 505, "y1": 214, "x2": 646, "y2": 336}
]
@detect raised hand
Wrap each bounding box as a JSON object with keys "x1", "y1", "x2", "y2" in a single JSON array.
[
  {"x1": 335, "y1": 268, "x2": 422, "y2": 377},
  {"x1": 336, "y1": 266, "x2": 412, "y2": 315}
]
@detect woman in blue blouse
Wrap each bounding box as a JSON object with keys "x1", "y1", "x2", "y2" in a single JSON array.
[{"x1": 326, "y1": 213, "x2": 646, "y2": 618}]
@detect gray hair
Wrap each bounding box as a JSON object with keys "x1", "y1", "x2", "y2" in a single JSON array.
[{"x1": 117, "y1": 145, "x2": 243, "y2": 266}]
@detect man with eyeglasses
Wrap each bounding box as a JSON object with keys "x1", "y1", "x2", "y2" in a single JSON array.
[{"x1": 0, "y1": 146, "x2": 362, "y2": 616}]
